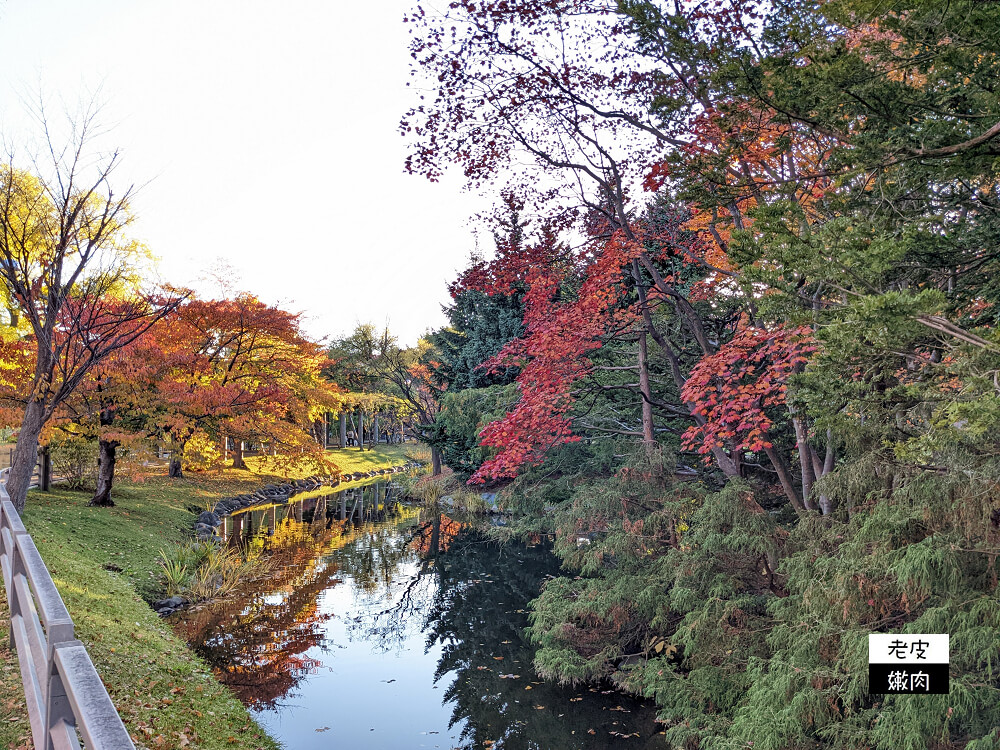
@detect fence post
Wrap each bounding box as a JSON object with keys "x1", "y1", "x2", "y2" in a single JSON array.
[{"x1": 45, "y1": 647, "x2": 73, "y2": 750}]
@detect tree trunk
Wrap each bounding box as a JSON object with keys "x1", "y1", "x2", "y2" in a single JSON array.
[
  {"x1": 358, "y1": 413, "x2": 365, "y2": 451},
  {"x1": 90, "y1": 439, "x2": 118, "y2": 507},
  {"x1": 39, "y1": 445, "x2": 52, "y2": 492},
  {"x1": 763, "y1": 444, "x2": 805, "y2": 512},
  {"x1": 373, "y1": 414, "x2": 380, "y2": 445},
  {"x1": 431, "y1": 446, "x2": 442, "y2": 476},
  {"x1": 791, "y1": 416, "x2": 816, "y2": 509},
  {"x1": 168, "y1": 439, "x2": 184, "y2": 478},
  {"x1": 637, "y1": 330, "x2": 656, "y2": 448},
  {"x1": 232, "y1": 441, "x2": 248, "y2": 470},
  {"x1": 7, "y1": 400, "x2": 45, "y2": 513},
  {"x1": 632, "y1": 270, "x2": 740, "y2": 478},
  {"x1": 339, "y1": 413, "x2": 347, "y2": 448}
]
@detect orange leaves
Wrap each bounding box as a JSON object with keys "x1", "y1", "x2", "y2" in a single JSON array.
[
  {"x1": 54, "y1": 292, "x2": 341, "y2": 466},
  {"x1": 681, "y1": 324, "x2": 817, "y2": 456}
]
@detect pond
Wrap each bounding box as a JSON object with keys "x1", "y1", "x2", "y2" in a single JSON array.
[{"x1": 169, "y1": 480, "x2": 662, "y2": 749}]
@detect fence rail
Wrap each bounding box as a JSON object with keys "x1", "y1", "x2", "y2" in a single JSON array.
[{"x1": 0, "y1": 467, "x2": 136, "y2": 750}]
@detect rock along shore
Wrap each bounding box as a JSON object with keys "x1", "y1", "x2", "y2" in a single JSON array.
[
  {"x1": 192, "y1": 461, "x2": 422, "y2": 541},
  {"x1": 153, "y1": 462, "x2": 422, "y2": 616}
]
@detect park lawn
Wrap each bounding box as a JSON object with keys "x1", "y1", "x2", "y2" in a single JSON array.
[
  {"x1": 0, "y1": 443, "x2": 424, "y2": 750},
  {"x1": 237, "y1": 442, "x2": 429, "y2": 481},
  {"x1": 323, "y1": 442, "x2": 429, "y2": 475}
]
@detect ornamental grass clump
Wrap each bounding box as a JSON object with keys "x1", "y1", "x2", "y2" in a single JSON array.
[{"x1": 158, "y1": 540, "x2": 270, "y2": 602}]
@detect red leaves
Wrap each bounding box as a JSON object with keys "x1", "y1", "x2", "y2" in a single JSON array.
[
  {"x1": 680, "y1": 324, "x2": 817, "y2": 457},
  {"x1": 467, "y1": 231, "x2": 641, "y2": 483}
]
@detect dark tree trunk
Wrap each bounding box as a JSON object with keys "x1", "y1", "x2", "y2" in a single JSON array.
[
  {"x1": 431, "y1": 446, "x2": 442, "y2": 476},
  {"x1": 430, "y1": 512, "x2": 441, "y2": 557},
  {"x1": 339, "y1": 413, "x2": 347, "y2": 448},
  {"x1": 168, "y1": 441, "x2": 184, "y2": 479},
  {"x1": 8, "y1": 400, "x2": 45, "y2": 513},
  {"x1": 358, "y1": 413, "x2": 365, "y2": 451},
  {"x1": 39, "y1": 445, "x2": 52, "y2": 492},
  {"x1": 232, "y1": 441, "x2": 248, "y2": 470},
  {"x1": 90, "y1": 439, "x2": 118, "y2": 507}
]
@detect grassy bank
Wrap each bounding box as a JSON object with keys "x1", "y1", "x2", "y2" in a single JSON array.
[
  {"x1": 324, "y1": 442, "x2": 429, "y2": 475},
  {"x1": 0, "y1": 443, "x2": 425, "y2": 750}
]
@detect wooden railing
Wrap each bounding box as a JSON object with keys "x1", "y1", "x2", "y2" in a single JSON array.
[{"x1": 0, "y1": 467, "x2": 136, "y2": 750}]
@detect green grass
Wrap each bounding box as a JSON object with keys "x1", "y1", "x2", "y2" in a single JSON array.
[
  {"x1": 2, "y1": 476, "x2": 280, "y2": 750},
  {"x1": 322, "y1": 442, "x2": 429, "y2": 475},
  {"x1": 241, "y1": 442, "x2": 428, "y2": 481},
  {"x1": 0, "y1": 444, "x2": 424, "y2": 750}
]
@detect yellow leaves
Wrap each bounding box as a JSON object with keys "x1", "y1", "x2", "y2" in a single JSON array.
[{"x1": 647, "y1": 637, "x2": 678, "y2": 657}]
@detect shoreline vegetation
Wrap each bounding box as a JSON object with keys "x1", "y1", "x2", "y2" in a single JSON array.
[{"x1": 0, "y1": 443, "x2": 428, "y2": 750}]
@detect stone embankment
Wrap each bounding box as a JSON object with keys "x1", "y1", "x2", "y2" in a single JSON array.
[
  {"x1": 193, "y1": 462, "x2": 421, "y2": 540},
  {"x1": 152, "y1": 462, "x2": 421, "y2": 616}
]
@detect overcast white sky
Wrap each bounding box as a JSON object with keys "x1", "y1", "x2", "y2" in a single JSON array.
[{"x1": 0, "y1": 0, "x2": 489, "y2": 346}]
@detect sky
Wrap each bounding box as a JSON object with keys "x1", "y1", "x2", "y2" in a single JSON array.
[{"x1": 0, "y1": 0, "x2": 489, "y2": 346}]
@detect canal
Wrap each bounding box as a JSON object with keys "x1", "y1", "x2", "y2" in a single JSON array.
[{"x1": 170, "y1": 479, "x2": 661, "y2": 749}]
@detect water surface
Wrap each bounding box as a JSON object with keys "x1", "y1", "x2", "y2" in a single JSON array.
[{"x1": 170, "y1": 481, "x2": 661, "y2": 749}]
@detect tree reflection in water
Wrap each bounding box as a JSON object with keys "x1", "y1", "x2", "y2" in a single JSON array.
[
  {"x1": 170, "y1": 481, "x2": 420, "y2": 709},
  {"x1": 342, "y1": 514, "x2": 662, "y2": 749},
  {"x1": 422, "y1": 529, "x2": 662, "y2": 750},
  {"x1": 343, "y1": 510, "x2": 464, "y2": 653},
  {"x1": 170, "y1": 480, "x2": 661, "y2": 747}
]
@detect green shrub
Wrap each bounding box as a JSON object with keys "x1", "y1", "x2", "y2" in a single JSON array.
[{"x1": 49, "y1": 433, "x2": 98, "y2": 490}]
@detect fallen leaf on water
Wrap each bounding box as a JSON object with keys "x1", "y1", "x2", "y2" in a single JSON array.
[
  {"x1": 315, "y1": 727, "x2": 330, "y2": 733},
  {"x1": 524, "y1": 686, "x2": 532, "y2": 690}
]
